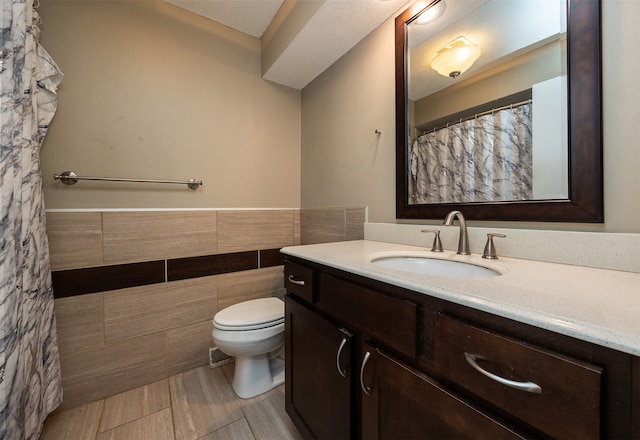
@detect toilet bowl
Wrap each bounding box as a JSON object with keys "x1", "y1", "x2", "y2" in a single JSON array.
[{"x1": 212, "y1": 297, "x2": 285, "y2": 399}]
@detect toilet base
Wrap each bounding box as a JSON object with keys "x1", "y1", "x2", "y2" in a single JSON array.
[{"x1": 232, "y1": 354, "x2": 285, "y2": 399}]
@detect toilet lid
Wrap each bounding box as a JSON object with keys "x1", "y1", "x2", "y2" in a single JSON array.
[{"x1": 213, "y1": 297, "x2": 284, "y2": 329}]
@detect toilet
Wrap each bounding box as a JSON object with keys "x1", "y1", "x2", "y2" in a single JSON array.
[{"x1": 212, "y1": 297, "x2": 285, "y2": 399}]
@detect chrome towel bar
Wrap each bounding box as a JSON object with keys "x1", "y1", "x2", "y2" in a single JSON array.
[{"x1": 53, "y1": 171, "x2": 203, "y2": 190}]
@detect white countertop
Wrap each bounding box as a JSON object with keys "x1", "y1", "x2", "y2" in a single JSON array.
[{"x1": 281, "y1": 240, "x2": 640, "y2": 357}]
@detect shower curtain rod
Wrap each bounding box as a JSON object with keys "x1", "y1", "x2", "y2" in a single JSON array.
[
  {"x1": 420, "y1": 98, "x2": 532, "y2": 134},
  {"x1": 53, "y1": 171, "x2": 203, "y2": 190},
  {"x1": 465, "y1": 98, "x2": 531, "y2": 121}
]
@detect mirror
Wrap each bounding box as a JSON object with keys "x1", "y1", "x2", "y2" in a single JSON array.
[{"x1": 395, "y1": 0, "x2": 603, "y2": 222}]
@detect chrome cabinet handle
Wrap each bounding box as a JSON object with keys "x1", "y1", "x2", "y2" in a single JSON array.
[
  {"x1": 360, "y1": 351, "x2": 372, "y2": 396},
  {"x1": 336, "y1": 338, "x2": 347, "y2": 378},
  {"x1": 464, "y1": 352, "x2": 542, "y2": 394},
  {"x1": 287, "y1": 275, "x2": 305, "y2": 286}
]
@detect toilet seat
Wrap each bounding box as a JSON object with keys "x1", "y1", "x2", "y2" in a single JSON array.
[
  {"x1": 214, "y1": 318, "x2": 284, "y2": 331},
  {"x1": 213, "y1": 297, "x2": 284, "y2": 331}
]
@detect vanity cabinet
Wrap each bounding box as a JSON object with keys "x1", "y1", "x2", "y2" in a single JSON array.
[
  {"x1": 360, "y1": 343, "x2": 526, "y2": 439},
  {"x1": 285, "y1": 296, "x2": 354, "y2": 439},
  {"x1": 283, "y1": 257, "x2": 638, "y2": 440},
  {"x1": 433, "y1": 314, "x2": 602, "y2": 439}
]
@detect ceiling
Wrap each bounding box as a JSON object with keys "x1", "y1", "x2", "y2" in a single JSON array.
[
  {"x1": 163, "y1": 0, "x2": 285, "y2": 39},
  {"x1": 162, "y1": 0, "x2": 411, "y2": 89}
]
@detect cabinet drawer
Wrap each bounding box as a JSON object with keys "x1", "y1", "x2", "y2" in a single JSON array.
[
  {"x1": 284, "y1": 261, "x2": 316, "y2": 303},
  {"x1": 362, "y1": 344, "x2": 527, "y2": 440},
  {"x1": 320, "y1": 274, "x2": 417, "y2": 358},
  {"x1": 434, "y1": 314, "x2": 602, "y2": 440}
]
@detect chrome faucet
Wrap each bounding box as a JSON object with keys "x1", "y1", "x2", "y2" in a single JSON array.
[{"x1": 443, "y1": 210, "x2": 470, "y2": 255}]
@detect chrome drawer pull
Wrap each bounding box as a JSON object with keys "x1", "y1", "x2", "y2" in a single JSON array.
[
  {"x1": 360, "y1": 351, "x2": 372, "y2": 396},
  {"x1": 287, "y1": 275, "x2": 305, "y2": 286},
  {"x1": 336, "y1": 338, "x2": 348, "y2": 378},
  {"x1": 464, "y1": 352, "x2": 542, "y2": 394}
]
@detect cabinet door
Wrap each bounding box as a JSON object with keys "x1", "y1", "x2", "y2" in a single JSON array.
[
  {"x1": 434, "y1": 314, "x2": 602, "y2": 440},
  {"x1": 285, "y1": 296, "x2": 353, "y2": 440},
  {"x1": 360, "y1": 343, "x2": 527, "y2": 440}
]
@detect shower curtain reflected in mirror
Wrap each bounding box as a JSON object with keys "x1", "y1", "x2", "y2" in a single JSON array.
[
  {"x1": 409, "y1": 104, "x2": 533, "y2": 204},
  {"x1": 1, "y1": 0, "x2": 63, "y2": 438}
]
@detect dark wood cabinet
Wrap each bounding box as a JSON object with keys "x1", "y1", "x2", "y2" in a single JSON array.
[
  {"x1": 360, "y1": 343, "x2": 526, "y2": 440},
  {"x1": 434, "y1": 314, "x2": 602, "y2": 439},
  {"x1": 283, "y1": 257, "x2": 638, "y2": 440},
  {"x1": 285, "y1": 295, "x2": 354, "y2": 440}
]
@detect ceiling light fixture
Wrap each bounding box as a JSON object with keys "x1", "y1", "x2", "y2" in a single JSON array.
[
  {"x1": 416, "y1": 0, "x2": 446, "y2": 24},
  {"x1": 430, "y1": 36, "x2": 481, "y2": 79}
]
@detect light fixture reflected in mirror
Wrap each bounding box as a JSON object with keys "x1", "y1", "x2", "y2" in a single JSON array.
[
  {"x1": 416, "y1": 0, "x2": 445, "y2": 24},
  {"x1": 430, "y1": 36, "x2": 481, "y2": 78}
]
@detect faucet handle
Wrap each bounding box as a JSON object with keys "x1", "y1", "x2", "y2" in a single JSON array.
[
  {"x1": 421, "y1": 229, "x2": 443, "y2": 252},
  {"x1": 482, "y1": 233, "x2": 506, "y2": 259}
]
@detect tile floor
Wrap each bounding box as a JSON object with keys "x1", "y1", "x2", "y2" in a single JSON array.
[{"x1": 39, "y1": 363, "x2": 302, "y2": 440}]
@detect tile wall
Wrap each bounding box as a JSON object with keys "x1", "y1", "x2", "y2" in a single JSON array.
[
  {"x1": 46, "y1": 207, "x2": 365, "y2": 410},
  {"x1": 300, "y1": 207, "x2": 366, "y2": 244}
]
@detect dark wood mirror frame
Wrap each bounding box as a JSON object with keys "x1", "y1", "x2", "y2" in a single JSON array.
[{"x1": 395, "y1": 0, "x2": 603, "y2": 222}]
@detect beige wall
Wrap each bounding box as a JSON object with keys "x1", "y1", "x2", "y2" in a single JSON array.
[
  {"x1": 37, "y1": 1, "x2": 370, "y2": 410},
  {"x1": 301, "y1": 18, "x2": 397, "y2": 223},
  {"x1": 39, "y1": 0, "x2": 301, "y2": 209},
  {"x1": 300, "y1": 0, "x2": 640, "y2": 233},
  {"x1": 36, "y1": 0, "x2": 370, "y2": 411}
]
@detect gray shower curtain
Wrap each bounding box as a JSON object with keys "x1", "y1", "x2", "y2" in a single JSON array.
[
  {"x1": 409, "y1": 104, "x2": 533, "y2": 204},
  {"x1": 1, "y1": 0, "x2": 64, "y2": 439}
]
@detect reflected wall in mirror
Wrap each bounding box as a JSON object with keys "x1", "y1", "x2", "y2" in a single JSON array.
[{"x1": 395, "y1": 0, "x2": 603, "y2": 222}]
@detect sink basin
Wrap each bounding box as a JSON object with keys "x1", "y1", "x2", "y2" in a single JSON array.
[{"x1": 370, "y1": 256, "x2": 501, "y2": 278}]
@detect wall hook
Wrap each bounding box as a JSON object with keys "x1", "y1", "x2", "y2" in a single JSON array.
[{"x1": 374, "y1": 129, "x2": 382, "y2": 135}]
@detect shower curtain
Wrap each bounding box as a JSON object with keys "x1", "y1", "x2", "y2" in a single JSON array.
[
  {"x1": 409, "y1": 104, "x2": 532, "y2": 204},
  {"x1": 1, "y1": 0, "x2": 64, "y2": 439}
]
